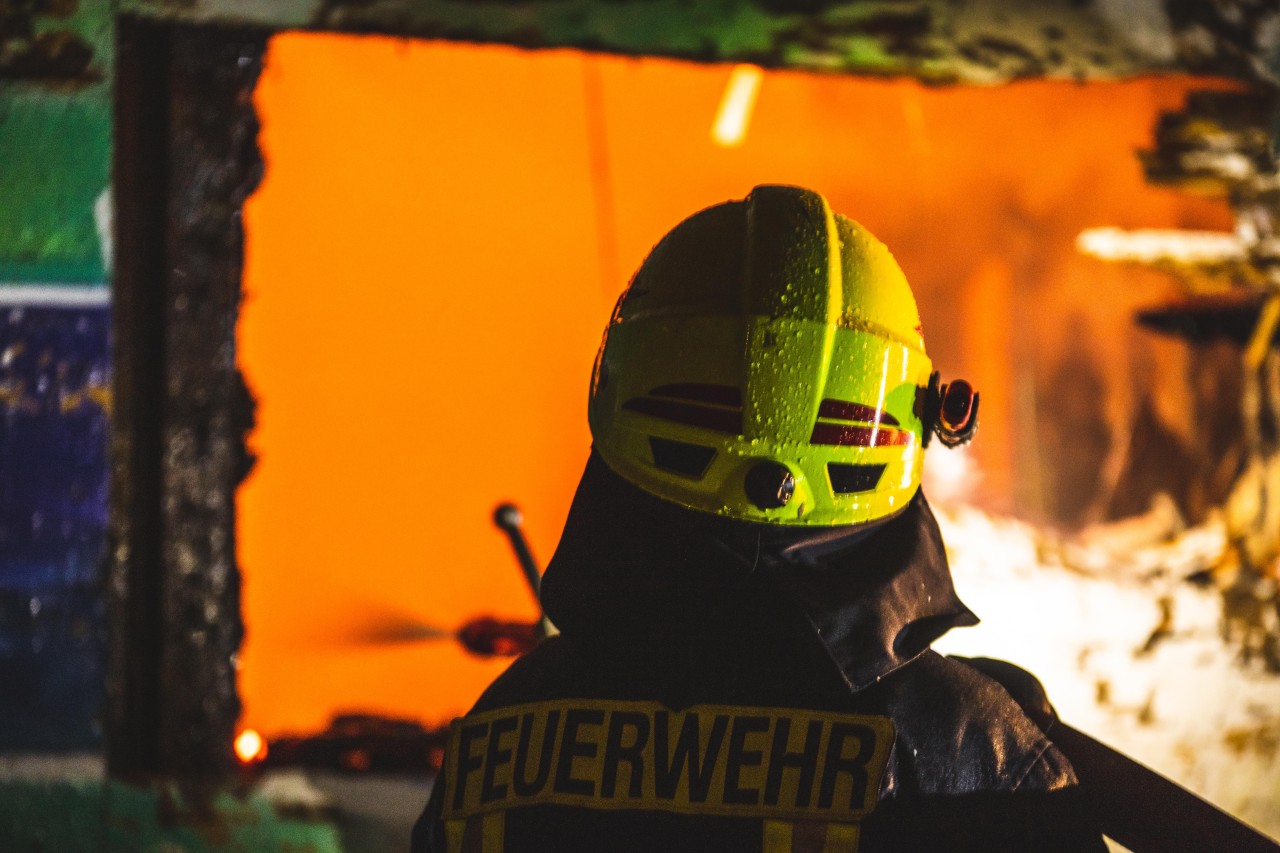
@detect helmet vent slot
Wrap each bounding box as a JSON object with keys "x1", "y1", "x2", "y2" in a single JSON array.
[
  {"x1": 649, "y1": 437, "x2": 716, "y2": 478},
  {"x1": 827, "y1": 463, "x2": 886, "y2": 494}
]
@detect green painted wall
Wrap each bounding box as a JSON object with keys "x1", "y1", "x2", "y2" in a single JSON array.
[
  {"x1": 0, "y1": 0, "x2": 113, "y2": 285},
  {"x1": 0, "y1": 776, "x2": 344, "y2": 853}
]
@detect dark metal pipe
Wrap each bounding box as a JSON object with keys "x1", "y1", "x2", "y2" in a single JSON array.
[{"x1": 493, "y1": 503, "x2": 542, "y2": 601}]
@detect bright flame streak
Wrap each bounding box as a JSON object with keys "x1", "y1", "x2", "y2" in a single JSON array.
[
  {"x1": 1076, "y1": 227, "x2": 1244, "y2": 264},
  {"x1": 234, "y1": 728, "x2": 267, "y2": 764},
  {"x1": 711, "y1": 65, "x2": 763, "y2": 147}
]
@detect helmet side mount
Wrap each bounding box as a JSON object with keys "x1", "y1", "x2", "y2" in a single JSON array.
[{"x1": 920, "y1": 371, "x2": 980, "y2": 449}]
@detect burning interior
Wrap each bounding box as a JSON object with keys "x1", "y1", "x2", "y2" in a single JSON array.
[
  {"x1": 7, "y1": 2, "x2": 1280, "y2": 849},
  {"x1": 230, "y1": 31, "x2": 1280, "y2": 836}
]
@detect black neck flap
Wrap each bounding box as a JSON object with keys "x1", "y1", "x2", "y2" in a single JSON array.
[{"x1": 540, "y1": 452, "x2": 978, "y2": 692}]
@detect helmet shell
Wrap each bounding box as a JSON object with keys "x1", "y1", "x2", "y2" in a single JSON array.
[{"x1": 589, "y1": 185, "x2": 932, "y2": 527}]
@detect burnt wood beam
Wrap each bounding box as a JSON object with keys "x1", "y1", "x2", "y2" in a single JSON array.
[
  {"x1": 108, "y1": 17, "x2": 264, "y2": 780},
  {"x1": 108, "y1": 14, "x2": 170, "y2": 781},
  {"x1": 115, "y1": 0, "x2": 1280, "y2": 87}
]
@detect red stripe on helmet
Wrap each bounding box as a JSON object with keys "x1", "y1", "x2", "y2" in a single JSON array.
[
  {"x1": 810, "y1": 422, "x2": 911, "y2": 447},
  {"x1": 816, "y1": 399, "x2": 900, "y2": 426}
]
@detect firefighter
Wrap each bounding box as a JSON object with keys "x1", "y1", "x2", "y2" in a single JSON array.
[{"x1": 412, "y1": 185, "x2": 1105, "y2": 852}]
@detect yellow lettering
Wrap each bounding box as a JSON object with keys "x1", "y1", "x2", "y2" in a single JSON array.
[{"x1": 442, "y1": 700, "x2": 892, "y2": 825}]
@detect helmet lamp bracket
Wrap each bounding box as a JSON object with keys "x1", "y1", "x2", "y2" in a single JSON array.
[{"x1": 921, "y1": 371, "x2": 980, "y2": 449}]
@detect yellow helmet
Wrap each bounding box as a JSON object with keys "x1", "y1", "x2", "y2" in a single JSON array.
[{"x1": 589, "y1": 185, "x2": 976, "y2": 528}]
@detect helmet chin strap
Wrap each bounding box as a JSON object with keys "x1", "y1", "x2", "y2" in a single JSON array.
[{"x1": 707, "y1": 526, "x2": 765, "y2": 574}]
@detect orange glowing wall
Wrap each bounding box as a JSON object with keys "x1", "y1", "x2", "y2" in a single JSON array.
[{"x1": 240, "y1": 33, "x2": 1232, "y2": 736}]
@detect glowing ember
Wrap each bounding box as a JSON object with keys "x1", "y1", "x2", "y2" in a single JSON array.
[{"x1": 234, "y1": 728, "x2": 268, "y2": 764}]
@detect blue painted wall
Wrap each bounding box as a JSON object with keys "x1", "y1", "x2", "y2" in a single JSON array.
[{"x1": 0, "y1": 0, "x2": 113, "y2": 750}]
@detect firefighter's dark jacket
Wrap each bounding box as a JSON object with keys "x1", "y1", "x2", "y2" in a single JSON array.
[{"x1": 412, "y1": 454, "x2": 1105, "y2": 852}]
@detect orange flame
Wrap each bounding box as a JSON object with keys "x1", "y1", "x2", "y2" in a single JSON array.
[{"x1": 241, "y1": 33, "x2": 1234, "y2": 738}]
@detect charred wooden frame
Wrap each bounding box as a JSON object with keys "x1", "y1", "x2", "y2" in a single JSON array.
[{"x1": 108, "y1": 16, "x2": 265, "y2": 779}]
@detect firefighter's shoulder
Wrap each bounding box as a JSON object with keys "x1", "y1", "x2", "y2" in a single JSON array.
[
  {"x1": 877, "y1": 651, "x2": 1076, "y2": 794},
  {"x1": 947, "y1": 655, "x2": 1057, "y2": 732}
]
